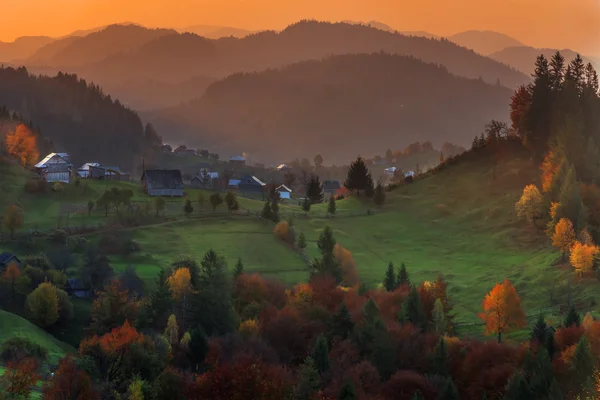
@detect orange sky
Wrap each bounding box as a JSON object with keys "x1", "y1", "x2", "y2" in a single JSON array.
[{"x1": 1, "y1": 0, "x2": 599, "y2": 54}]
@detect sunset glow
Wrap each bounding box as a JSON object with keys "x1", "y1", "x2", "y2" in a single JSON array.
[{"x1": 1, "y1": 0, "x2": 599, "y2": 54}]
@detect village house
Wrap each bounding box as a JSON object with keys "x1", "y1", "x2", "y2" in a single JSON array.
[
  {"x1": 77, "y1": 162, "x2": 101, "y2": 178},
  {"x1": 0, "y1": 252, "x2": 21, "y2": 272},
  {"x1": 277, "y1": 164, "x2": 291, "y2": 171},
  {"x1": 141, "y1": 169, "x2": 184, "y2": 196},
  {"x1": 238, "y1": 175, "x2": 266, "y2": 196},
  {"x1": 65, "y1": 278, "x2": 92, "y2": 299},
  {"x1": 79, "y1": 163, "x2": 130, "y2": 181},
  {"x1": 229, "y1": 155, "x2": 246, "y2": 167},
  {"x1": 228, "y1": 179, "x2": 241, "y2": 189},
  {"x1": 190, "y1": 170, "x2": 219, "y2": 188},
  {"x1": 35, "y1": 153, "x2": 72, "y2": 183},
  {"x1": 323, "y1": 180, "x2": 341, "y2": 199},
  {"x1": 276, "y1": 184, "x2": 292, "y2": 200}
]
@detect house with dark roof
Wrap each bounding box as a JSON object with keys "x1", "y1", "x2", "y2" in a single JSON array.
[
  {"x1": 276, "y1": 184, "x2": 292, "y2": 200},
  {"x1": 323, "y1": 180, "x2": 341, "y2": 199},
  {"x1": 35, "y1": 153, "x2": 72, "y2": 183},
  {"x1": 65, "y1": 278, "x2": 92, "y2": 298},
  {"x1": 0, "y1": 252, "x2": 21, "y2": 271},
  {"x1": 141, "y1": 170, "x2": 184, "y2": 196},
  {"x1": 229, "y1": 155, "x2": 246, "y2": 167},
  {"x1": 238, "y1": 175, "x2": 266, "y2": 196}
]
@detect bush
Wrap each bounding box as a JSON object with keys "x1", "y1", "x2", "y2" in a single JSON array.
[
  {"x1": 0, "y1": 337, "x2": 48, "y2": 364},
  {"x1": 52, "y1": 181, "x2": 66, "y2": 193},
  {"x1": 274, "y1": 221, "x2": 295, "y2": 244},
  {"x1": 121, "y1": 238, "x2": 141, "y2": 256},
  {"x1": 56, "y1": 288, "x2": 74, "y2": 322},
  {"x1": 23, "y1": 254, "x2": 53, "y2": 271},
  {"x1": 49, "y1": 229, "x2": 68, "y2": 244}
]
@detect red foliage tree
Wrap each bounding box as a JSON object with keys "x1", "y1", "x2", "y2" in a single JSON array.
[
  {"x1": 0, "y1": 358, "x2": 39, "y2": 399},
  {"x1": 90, "y1": 280, "x2": 139, "y2": 335},
  {"x1": 368, "y1": 288, "x2": 408, "y2": 326},
  {"x1": 309, "y1": 274, "x2": 345, "y2": 312},
  {"x1": 380, "y1": 370, "x2": 437, "y2": 400},
  {"x1": 554, "y1": 326, "x2": 585, "y2": 352},
  {"x1": 42, "y1": 354, "x2": 99, "y2": 400}
]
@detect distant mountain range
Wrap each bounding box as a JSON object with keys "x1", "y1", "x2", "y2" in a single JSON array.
[
  {"x1": 11, "y1": 21, "x2": 527, "y2": 111},
  {"x1": 178, "y1": 25, "x2": 255, "y2": 38},
  {"x1": 447, "y1": 30, "x2": 525, "y2": 55},
  {"x1": 490, "y1": 46, "x2": 599, "y2": 75},
  {"x1": 147, "y1": 53, "x2": 512, "y2": 164}
]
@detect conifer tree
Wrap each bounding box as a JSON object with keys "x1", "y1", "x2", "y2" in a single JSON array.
[
  {"x1": 184, "y1": 198, "x2": 194, "y2": 216},
  {"x1": 571, "y1": 336, "x2": 594, "y2": 380},
  {"x1": 356, "y1": 298, "x2": 386, "y2": 354},
  {"x1": 302, "y1": 197, "x2": 312, "y2": 215},
  {"x1": 311, "y1": 334, "x2": 330, "y2": 374},
  {"x1": 383, "y1": 262, "x2": 396, "y2": 292},
  {"x1": 531, "y1": 314, "x2": 548, "y2": 343},
  {"x1": 564, "y1": 305, "x2": 581, "y2": 327},
  {"x1": 306, "y1": 175, "x2": 324, "y2": 204},
  {"x1": 432, "y1": 298, "x2": 446, "y2": 334},
  {"x1": 337, "y1": 380, "x2": 357, "y2": 400},
  {"x1": 329, "y1": 303, "x2": 354, "y2": 340},
  {"x1": 400, "y1": 286, "x2": 426, "y2": 330},
  {"x1": 311, "y1": 226, "x2": 341, "y2": 282},
  {"x1": 327, "y1": 195, "x2": 336, "y2": 217},
  {"x1": 294, "y1": 357, "x2": 321, "y2": 400},
  {"x1": 526, "y1": 54, "x2": 553, "y2": 158},
  {"x1": 556, "y1": 165, "x2": 587, "y2": 231},
  {"x1": 431, "y1": 337, "x2": 449, "y2": 376},
  {"x1": 138, "y1": 268, "x2": 173, "y2": 330},
  {"x1": 297, "y1": 233, "x2": 307, "y2": 252},
  {"x1": 373, "y1": 181, "x2": 385, "y2": 206},
  {"x1": 345, "y1": 157, "x2": 374, "y2": 197},
  {"x1": 233, "y1": 258, "x2": 244, "y2": 280},
  {"x1": 397, "y1": 263, "x2": 410, "y2": 287},
  {"x1": 504, "y1": 371, "x2": 531, "y2": 400},
  {"x1": 549, "y1": 51, "x2": 565, "y2": 92},
  {"x1": 261, "y1": 200, "x2": 272, "y2": 220},
  {"x1": 438, "y1": 378, "x2": 459, "y2": 400}
]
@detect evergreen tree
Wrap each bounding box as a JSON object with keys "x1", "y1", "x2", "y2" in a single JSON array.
[
  {"x1": 233, "y1": 258, "x2": 244, "y2": 280},
  {"x1": 183, "y1": 198, "x2": 194, "y2": 216},
  {"x1": 329, "y1": 303, "x2": 354, "y2": 340},
  {"x1": 355, "y1": 298, "x2": 386, "y2": 355},
  {"x1": 188, "y1": 327, "x2": 208, "y2": 372},
  {"x1": 564, "y1": 305, "x2": 581, "y2": 327},
  {"x1": 556, "y1": 165, "x2": 587, "y2": 231},
  {"x1": 549, "y1": 52, "x2": 566, "y2": 92},
  {"x1": 344, "y1": 157, "x2": 374, "y2": 197},
  {"x1": 397, "y1": 263, "x2": 410, "y2": 287},
  {"x1": 306, "y1": 175, "x2": 324, "y2": 204},
  {"x1": 261, "y1": 200, "x2": 272, "y2": 220},
  {"x1": 301, "y1": 197, "x2": 312, "y2": 214},
  {"x1": 373, "y1": 181, "x2": 385, "y2": 206},
  {"x1": 328, "y1": 195, "x2": 336, "y2": 217},
  {"x1": 582, "y1": 136, "x2": 600, "y2": 182},
  {"x1": 432, "y1": 298, "x2": 446, "y2": 334},
  {"x1": 383, "y1": 262, "x2": 396, "y2": 292},
  {"x1": 438, "y1": 378, "x2": 459, "y2": 400},
  {"x1": 571, "y1": 336, "x2": 594, "y2": 392},
  {"x1": 400, "y1": 285, "x2": 426, "y2": 330},
  {"x1": 569, "y1": 54, "x2": 586, "y2": 94},
  {"x1": 337, "y1": 380, "x2": 357, "y2": 400},
  {"x1": 311, "y1": 226, "x2": 341, "y2": 282},
  {"x1": 525, "y1": 54, "x2": 553, "y2": 158},
  {"x1": 531, "y1": 314, "x2": 548, "y2": 343},
  {"x1": 294, "y1": 357, "x2": 321, "y2": 400},
  {"x1": 431, "y1": 337, "x2": 449, "y2": 376},
  {"x1": 138, "y1": 268, "x2": 173, "y2": 330},
  {"x1": 412, "y1": 391, "x2": 424, "y2": 400},
  {"x1": 311, "y1": 334, "x2": 330, "y2": 374},
  {"x1": 269, "y1": 186, "x2": 280, "y2": 220},
  {"x1": 297, "y1": 232, "x2": 307, "y2": 252},
  {"x1": 504, "y1": 371, "x2": 531, "y2": 400}
]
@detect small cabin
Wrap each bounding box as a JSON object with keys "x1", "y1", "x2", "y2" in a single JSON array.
[
  {"x1": 276, "y1": 184, "x2": 292, "y2": 200},
  {"x1": 323, "y1": 180, "x2": 341, "y2": 200},
  {"x1": 35, "y1": 153, "x2": 72, "y2": 183},
  {"x1": 141, "y1": 169, "x2": 184, "y2": 197},
  {"x1": 0, "y1": 252, "x2": 21, "y2": 272}
]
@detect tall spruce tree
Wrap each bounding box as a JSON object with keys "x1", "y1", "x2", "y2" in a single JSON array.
[
  {"x1": 531, "y1": 314, "x2": 548, "y2": 343},
  {"x1": 397, "y1": 263, "x2": 410, "y2": 287},
  {"x1": 355, "y1": 298, "x2": 386, "y2": 355},
  {"x1": 549, "y1": 52, "x2": 566, "y2": 92},
  {"x1": 556, "y1": 165, "x2": 587, "y2": 231},
  {"x1": 233, "y1": 258, "x2": 244, "y2": 280},
  {"x1": 400, "y1": 285, "x2": 426, "y2": 330},
  {"x1": 438, "y1": 378, "x2": 459, "y2": 400},
  {"x1": 373, "y1": 181, "x2": 385, "y2": 206},
  {"x1": 345, "y1": 157, "x2": 374, "y2": 197},
  {"x1": 311, "y1": 335, "x2": 331, "y2": 374},
  {"x1": 302, "y1": 197, "x2": 312, "y2": 215},
  {"x1": 329, "y1": 303, "x2": 354, "y2": 340},
  {"x1": 311, "y1": 226, "x2": 341, "y2": 282},
  {"x1": 431, "y1": 337, "x2": 449, "y2": 376},
  {"x1": 137, "y1": 268, "x2": 173, "y2": 330},
  {"x1": 306, "y1": 175, "x2": 324, "y2": 204},
  {"x1": 383, "y1": 262, "x2": 396, "y2": 292},
  {"x1": 328, "y1": 195, "x2": 336, "y2": 217},
  {"x1": 337, "y1": 380, "x2": 357, "y2": 400},
  {"x1": 294, "y1": 357, "x2": 321, "y2": 400},
  {"x1": 504, "y1": 371, "x2": 531, "y2": 400},
  {"x1": 564, "y1": 305, "x2": 581, "y2": 327},
  {"x1": 526, "y1": 54, "x2": 553, "y2": 158}
]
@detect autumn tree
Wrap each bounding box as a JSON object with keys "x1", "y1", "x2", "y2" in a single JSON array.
[
  {"x1": 432, "y1": 298, "x2": 446, "y2": 334},
  {"x1": 479, "y1": 279, "x2": 526, "y2": 343},
  {"x1": 552, "y1": 218, "x2": 576, "y2": 260},
  {"x1": 165, "y1": 314, "x2": 179, "y2": 345},
  {"x1": 225, "y1": 191, "x2": 238, "y2": 212},
  {"x1": 5, "y1": 124, "x2": 39, "y2": 166},
  {"x1": 3, "y1": 204, "x2": 23, "y2": 239},
  {"x1": 0, "y1": 358, "x2": 39, "y2": 399},
  {"x1": 1, "y1": 262, "x2": 30, "y2": 309},
  {"x1": 26, "y1": 282, "x2": 59, "y2": 327},
  {"x1": 168, "y1": 267, "x2": 192, "y2": 302},
  {"x1": 90, "y1": 280, "x2": 138, "y2": 335},
  {"x1": 42, "y1": 354, "x2": 98, "y2": 400},
  {"x1": 570, "y1": 241, "x2": 599, "y2": 274},
  {"x1": 515, "y1": 184, "x2": 543, "y2": 226},
  {"x1": 209, "y1": 193, "x2": 223, "y2": 212}
]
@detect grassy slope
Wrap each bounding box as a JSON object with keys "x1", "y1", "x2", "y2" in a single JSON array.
[{"x1": 0, "y1": 310, "x2": 75, "y2": 364}]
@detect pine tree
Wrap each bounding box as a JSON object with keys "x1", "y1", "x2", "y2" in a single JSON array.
[
  {"x1": 504, "y1": 371, "x2": 531, "y2": 400},
  {"x1": 261, "y1": 200, "x2": 272, "y2": 220},
  {"x1": 311, "y1": 334, "x2": 330, "y2": 374},
  {"x1": 294, "y1": 357, "x2": 321, "y2": 400},
  {"x1": 329, "y1": 303, "x2": 354, "y2": 340},
  {"x1": 531, "y1": 314, "x2": 548, "y2": 343},
  {"x1": 188, "y1": 326, "x2": 208, "y2": 372},
  {"x1": 431, "y1": 337, "x2": 449, "y2": 376},
  {"x1": 411, "y1": 391, "x2": 424, "y2": 400},
  {"x1": 383, "y1": 262, "x2": 396, "y2": 292},
  {"x1": 564, "y1": 305, "x2": 581, "y2": 327},
  {"x1": 373, "y1": 181, "x2": 385, "y2": 206},
  {"x1": 297, "y1": 233, "x2": 307, "y2": 252},
  {"x1": 337, "y1": 380, "x2": 357, "y2": 400},
  {"x1": 556, "y1": 165, "x2": 587, "y2": 231},
  {"x1": 138, "y1": 268, "x2": 174, "y2": 330},
  {"x1": 571, "y1": 336, "x2": 594, "y2": 389},
  {"x1": 549, "y1": 51, "x2": 566, "y2": 92},
  {"x1": 306, "y1": 175, "x2": 324, "y2": 204},
  {"x1": 400, "y1": 285, "x2": 426, "y2": 330},
  {"x1": 355, "y1": 298, "x2": 386, "y2": 354},
  {"x1": 301, "y1": 197, "x2": 312, "y2": 215},
  {"x1": 345, "y1": 157, "x2": 374, "y2": 197},
  {"x1": 397, "y1": 263, "x2": 410, "y2": 287},
  {"x1": 438, "y1": 378, "x2": 459, "y2": 400},
  {"x1": 233, "y1": 258, "x2": 244, "y2": 280},
  {"x1": 269, "y1": 186, "x2": 280, "y2": 220},
  {"x1": 311, "y1": 226, "x2": 341, "y2": 282},
  {"x1": 526, "y1": 54, "x2": 553, "y2": 156},
  {"x1": 583, "y1": 136, "x2": 600, "y2": 182},
  {"x1": 569, "y1": 54, "x2": 586, "y2": 94},
  {"x1": 328, "y1": 195, "x2": 336, "y2": 217},
  {"x1": 184, "y1": 198, "x2": 194, "y2": 216}
]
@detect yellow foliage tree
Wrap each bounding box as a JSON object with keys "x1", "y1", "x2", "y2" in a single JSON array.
[
  {"x1": 167, "y1": 267, "x2": 191, "y2": 301},
  {"x1": 127, "y1": 378, "x2": 144, "y2": 400},
  {"x1": 25, "y1": 282, "x2": 60, "y2": 327},
  {"x1": 583, "y1": 312, "x2": 595, "y2": 331},
  {"x1": 180, "y1": 331, "x2": 191, "y2": 350},
  {"x1": 570, "y1": 241, "x2": 599, "y2": 274},
  {"x1": 273, "y1": 220, "x2": 294, "y2": 244},
  {"x1": 552, "y1": 218, "x2": 576, "y2": 260},
  {"x1": 515, "y1": 184, "x2": 543, "y2": 225},
  {"x1": 5, "y1": 124, "x2": 39, "y2": 167},
  {"x1": 3, "y1": 204, "x2": 23, "y2": 239},
  {"x1": 238, "y1": 319, "x2": 260, "y2": 338},
  {"x1": 164, "y1": 314, "x2": 179, "y2": 345}
]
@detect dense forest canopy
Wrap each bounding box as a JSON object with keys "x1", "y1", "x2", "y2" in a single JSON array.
[
  {"x1": 150, "y1": 52, "x2": 512, "y2": 164},
  {"x1": 0, "y1": 66, "x2": 158, "y2": 169}
]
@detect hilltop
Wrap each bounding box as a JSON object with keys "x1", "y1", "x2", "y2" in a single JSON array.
[
  {"x1": 149, "y1": 52, "x2": 512, "y2": 164},
  {"x1": 20, "y1": 20, "x2": 528, "y2": 110},
  {"x1": 448, "y1": 30, "x2": 525, "y2": 55}
]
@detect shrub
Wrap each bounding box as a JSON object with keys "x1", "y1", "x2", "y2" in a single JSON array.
[
  {"x1": 22, "y1": 254, "x2": 53, "y2": 271},
  {"x1": 24, "y1": 178, "x2": 48, "y2": 194},
  {"x1": 0, "y1": 337, "x2": 48, "y2": 364},
  {"x1": 274, "y1": 221, "x2": 295, "y2": 244}
]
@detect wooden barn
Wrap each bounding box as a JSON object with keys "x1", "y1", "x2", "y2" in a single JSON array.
[
  {"x1": 141, "y1": 169, "x2": 184, "y2": 196},
  {"x1": 35, "y1": 153, "x2": 72, "y2": 183}
]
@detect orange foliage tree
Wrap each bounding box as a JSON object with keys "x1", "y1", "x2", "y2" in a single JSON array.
[
  {"x1": 42, "y1": 354, "x2": 98, "y2": 400},
  {"x1": 479, "y1": 279, "x2": 526, "y2": 343},
  {"x1": 1, "y1": 262, "x2": 28, "y2": 307},
  {"x1": 569, "y1": 241, "x2": 600, "y2": 274},
  {"x1": 168, "y1": 267, "x2": 192, "y2": 301},
  {"x1": 90, "y1": 280, "x2": 139, "y2": 335},
  {"x1": 552, "y1": 218, "x2": 576, "y2": 260},
  {"x1": 0, "y1": 357, "x2": 39, "y2": 399},
  {"x1": 540, "y1": 150, "x2": 560, "y2": 193},
  {"x1": 334, "y1": 244, "x2": 359, "y2": 287},
  {"x1": 5, "y1": 124, "x2": 39, "y2": 167}
]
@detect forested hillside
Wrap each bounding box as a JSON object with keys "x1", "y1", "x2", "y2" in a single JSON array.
[
  {"x1": 150, "y1": 53, "x2": 512, "y2": 164},
  {"x1": 20, "y1": 21, "x2": 528, "y2": 110},
  {"x1": 0, "y1": 66, "x2": 160, "y2": 168},
  {"x1": 490, "y1": 46, "x2": 599, "y2": 75}
]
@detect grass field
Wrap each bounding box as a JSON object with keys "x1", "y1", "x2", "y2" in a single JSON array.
[{"x1": 0, "y1": 310, "x2": 75, "y2": 364}]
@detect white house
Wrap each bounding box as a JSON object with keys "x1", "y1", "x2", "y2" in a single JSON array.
[
  {"x1": 35, "y1": 153, "x2": 72, "y2": 183},
  {"x1": 276, "y1": 184, "x2": 292, "y2": 200},
  {"x1": 77, "y1": 162, "x2": 101, "y2": 178},
  {"x1": 405, "y1": 170, "x2": 415, "y2": 178}
]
